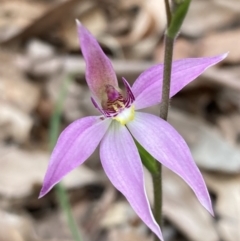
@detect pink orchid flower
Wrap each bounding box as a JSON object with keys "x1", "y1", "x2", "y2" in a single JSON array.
[{"x1": 40, "y1": 21, "x2": 226, "y2": 240}]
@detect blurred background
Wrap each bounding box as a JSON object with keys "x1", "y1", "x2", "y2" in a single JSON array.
[{"x1": 0, "y1": 0, "x2": 240, "y2": 240}]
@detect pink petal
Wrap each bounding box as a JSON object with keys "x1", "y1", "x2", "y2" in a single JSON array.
[
  {"x1": 77, "y1": 21, "x2": 118, "y2": 101},
  {"x1": 127, "y1": 112, "x2": 213, "y2": 215},
  {"x1": 132, "y1": 54, "x2": 227, "y2": 110},
  {"x1": 40, "y1": 116, "x2": 111, "y2": 197},
  {"x1": 91, "y1": 97, "x2": 106, "y2": 115},
  {"x1": 122, "y1": 77, "x2": 135, "y2": 108},
  {"x1": 100, "y1": 121, "x2": 163, "y2": 240},
  {"x1": 122, "y1": 77, "x2": 135, "y2": 103}
]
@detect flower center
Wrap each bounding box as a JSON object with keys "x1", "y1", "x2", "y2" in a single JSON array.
[
  {"x1": 113, "y1": 105, "x2": 135, "y2": 125},
  {"x1": 101, "y1": 84, "x2": 135, "y2": 125}
]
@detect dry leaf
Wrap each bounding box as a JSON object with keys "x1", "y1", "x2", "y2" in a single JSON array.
[
  {"x1": 0, "y1": 210, "x2": 38, "y2": 241},
  {"x1": 0, "y1": 146, "x2": 99, "y2": 200},
  {"x1": 204, "y1": 172, "x2": 240, "y2": 241},
  {"x1": 2, "y1": 0, "x2": 83, "y2": 44},
  {"x1": 169, "y1": 109, "x2": 240, "y2": 173},
  {"x1": 182, "y1": 0, "x2": 238, "y2": 37},
  {"x1": 0, "y1": 102, "x2": 33, "y2": 143},
  {"x1": 117, "y1": 0, "x2": 166, "y2": 46},
  {"x1": 26, "y1": 39, "x2": 55, "y2": 63},
  {"x1": 100, "y1": 202, "x2": 136, "y2": 228},
  {"x1": 217, "y1": 114, "x2": 240, "y2": 146},
  {"x1": 0, "y1": 0, "x2": 47, "y2": 42},
  {"x1": 215, "y1": 0, "x2": 240, "y2": 13},
  {"x1": 108, "y1": 228, "x2": 152, "y2": 241},
  {"x1": 0, "y1": 51, "x2": 40, "y2": 113},
  {"x1": 34, "y1": 209, "x2": 80, "y2": 241},
  {"x1": 155, "y1": 38, "x2": 195, "y2": 62},
  {"x1": 202, "y1": 67, "x2": 240, "y2": 92},
  {"x1": 199, "y1": 29, "x2": 240, "y2": 64},
  {"x1": 60, "y1": 2, "x2": 106, "y2": 50}
]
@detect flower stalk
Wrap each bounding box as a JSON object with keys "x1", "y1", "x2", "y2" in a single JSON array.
[
  {"x1": 152, "y1": 32, "x2": 175, "y2": 241},
  {"x1": 164, "y1": 0, "x2": 171, "y2": 27},
  {"x1": 160, "y1": 36, "x2": 174, "y2": 121},
  {"x1": 152, "y1": 1, "x2": 190, "y2": 240}
]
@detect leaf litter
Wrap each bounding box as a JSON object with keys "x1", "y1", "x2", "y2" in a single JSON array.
[{"x1": 0, "y1": 0, "x2": 240, "y2": 240}]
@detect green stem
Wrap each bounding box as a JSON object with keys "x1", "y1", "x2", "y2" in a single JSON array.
[
  {"x1": 152, "y1": 32, "x2": 175, "y2": 241},
  {"x1": 164, "y1": 0, "x2": 171, "y2": 27},
  {"x1": 160, "y1": 36, "x2": 174, "y2": 120},
  {"x1": 50, "y1": 75, "x2": 82, "y2": 241},
  {"x1": 152, "y1": 1, "x2": 190, "y2": 239},
  {"x1": 152, "y1": 164, "x2": 163, "y2": 236},
  {"x1": 56, "y1": 184, "x2": 82, "y2": 241}
]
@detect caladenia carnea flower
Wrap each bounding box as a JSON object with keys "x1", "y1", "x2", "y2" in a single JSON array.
[{"x1": 40, "y1": 21, "x2": 227, "y2": 240}]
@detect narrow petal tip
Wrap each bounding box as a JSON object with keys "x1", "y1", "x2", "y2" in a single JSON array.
[
  {"x1": 220, "y1": 52, "x2": 229, "y2": 60},
  {"x1": 77, "y1": 22, "x2": 118, "y2": 100},
  {"x1": 132, "y1": 52, "x2": 228, "y2": 110},
  {"x1": 201, "y1": 197, "x2": 214, "y2": 216},
  {"x1": 38, "y1": 180, "x2": 57, "y2": 199},
  {"x1": 38, "y1": 189, "x2": 46, "y2": 199},
  {"x1": 127, "y1": 112, "x2": 214, "y2": 216},
  {"x1": 211, "y1": 52, "x2": 228, "y2": 63},
  {"x1": 205, "y1": 202, "x2": 214, "y2": 217},
  {"x1": 39, "y1": 116, "x2": 111, "y2": 201},
  {"x1": 210, "y1": 208, "x2": 215, "y2": 217},
  {"x1": 75, "y1": 19, "x2": 81, "y2": 26},
  {"x1": 100, "y1": 122, "x2": 164, "y2": 241}
]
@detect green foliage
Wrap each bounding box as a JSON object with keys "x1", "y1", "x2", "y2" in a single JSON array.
[
  {"x1": 167, "y1": 0, "x2": 191, "y2": 39},
  {"x1": 135, "y1": 141, "x2": 158, "y2": 175}
]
